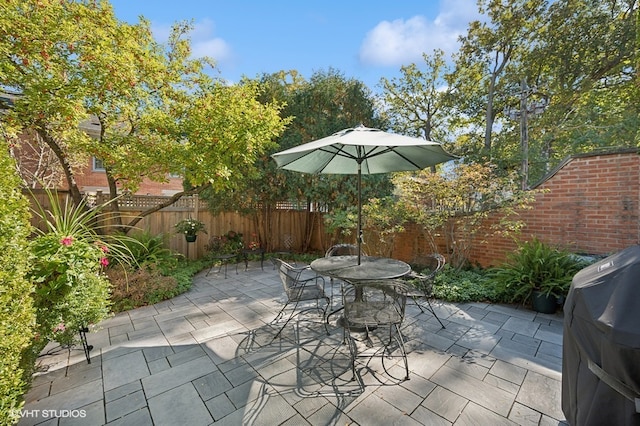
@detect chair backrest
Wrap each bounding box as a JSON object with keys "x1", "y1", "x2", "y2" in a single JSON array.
[
  {"x1": 343, "y1": 280, "x2": 408, "y2": 326},
  {"x1": 272, "y1": 259, "x2": 301, "y2": 296},
  {"x1": 412, "y1": 253, "x2": 445, "y2": 280},
  {"x1": 325, "y1": 243, "x2": 366, "y2": 257}
]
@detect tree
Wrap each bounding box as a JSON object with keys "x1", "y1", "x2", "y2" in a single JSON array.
[
  {"x1": 453, "y1": 0, "x2": 548, "y2": 153},
  {"x1": 379, "y1": 49, "x2": 456, "y2": 150},
  {"x1": 394, "y1": 163, "x2": 535, "y2": 269},
  {"x1": 201, "y1": 69, "x2": 393, "y2": 251},
  {"x1": 1, "y1": 0, "x2": 287, "y2": 231}
]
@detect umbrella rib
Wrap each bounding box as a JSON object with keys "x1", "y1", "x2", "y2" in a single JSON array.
[{"x1": 360, "y1": 146, "x2": 425, "y2": 170}]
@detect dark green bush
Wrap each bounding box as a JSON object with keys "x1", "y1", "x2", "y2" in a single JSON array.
[
  {"x1": 432, "y1": 266, "x2": 497, "y2": 303},
  {"x1": 0, "y1": 146, "x2": 35, "y2": 425},
  {"x1": 488, "y1": 238, "x2": 588, "y2": 304}
]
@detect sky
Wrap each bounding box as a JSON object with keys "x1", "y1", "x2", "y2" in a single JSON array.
[{"x1": 109, "y1": 0, "x2": 483, "y2": 91}]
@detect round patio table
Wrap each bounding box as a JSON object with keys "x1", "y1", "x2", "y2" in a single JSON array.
[
  {"x1": 310, "y1": 255, "x2": 411, "y2": 281},
  {"x1": 311, "y1": 255, "x2": 411, "y2": 329}
]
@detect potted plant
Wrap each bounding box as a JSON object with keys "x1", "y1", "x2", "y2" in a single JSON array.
[
  {"x1": 489, "y1": 238, "x2": 587, "y2": 313},
  {"x1": 175, "y1": 218, "x2": 207, "y2": 242}
]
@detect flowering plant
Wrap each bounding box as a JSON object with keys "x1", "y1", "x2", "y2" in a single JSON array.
[
  {"x1": 206, "y1": 230, "x2": 244, "y2": 254},
  {"x1": 248, "y1": 233, "x2": 261, "y2": 250},
  {"x1": 174, "y1": 218, "x2": 207, "y2": 236}
]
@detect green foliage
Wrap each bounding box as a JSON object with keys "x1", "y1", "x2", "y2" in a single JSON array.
[
  {"x1": 27, "y1": 191, "x2": 132, "y2": 349},
  {"x1": 395, "y1": 163, "x2": 535, "y2": 268},
  {"x1": 488, "y1": 238, "x2": 588, "y2": 304},
  {"x1": 109, "y1": 258, "x2": 209, "y2": 312},
  {"x1": 432, "y1": 266, "x2": 497, "y2": 303},
  {"x1": 174, "y1": 218, "x2": 207, "y2": 236},
  {"x1": 362, "y1": 197, "x2": 407, "y2": 257},
  {"x1": 121, "y1": 231, "x2": 176, "y2": 271},
  {"x1": 205, "y1": 230, "x2": 244, "y2": 255},
  {"x1": 0, "y1": 141, "x2": 35, "y2": 425}
]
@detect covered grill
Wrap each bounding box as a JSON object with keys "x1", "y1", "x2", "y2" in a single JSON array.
[{"x1": 562, "y1": 245, "x2": 640, "y2": 425}]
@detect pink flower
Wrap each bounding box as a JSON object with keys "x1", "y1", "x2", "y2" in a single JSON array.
[
  {"x1": 100, "y1": 257, "x2": 109, "y2": 267},
  {"x1": 100, "y1": 245, "x2": 109, "y2": 253},
  {"x1": 60, "y1": 236, "x2": 73, "y2": 246},
  {"x1": 53, "y1": 323, "x2": 65, "y2": 333}
]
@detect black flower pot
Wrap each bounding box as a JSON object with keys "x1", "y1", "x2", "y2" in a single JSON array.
[
  {"x1": 531, "y1": 291, "x2": 558, "y2": 314},
  {"x1": 185, "y1": 234, "x2": 197, "y2": 243}
]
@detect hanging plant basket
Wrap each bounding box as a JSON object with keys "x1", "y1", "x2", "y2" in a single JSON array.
[{"x1": 185, "y1": 234, "x2": 197, "y2": 243}]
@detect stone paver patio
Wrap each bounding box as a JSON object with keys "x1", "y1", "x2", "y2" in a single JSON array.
[{"x1": 19, "y1": 261, "x2": 568, "y2": 425}]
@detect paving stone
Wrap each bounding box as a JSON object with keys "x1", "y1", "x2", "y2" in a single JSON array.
[
  {"x1": 148, "y1": 382, "x2": 212, "y2": 426},
  {"x1": 192, "y1": 370, "x2": 233, "y2": 400},
  {"x1": 456, "y1": 328, "x2": 501, "y2": 354},
  {"x1": 445, "y1": 356, "x2": 489, "y2": 380},
  {"x1": 141, "y1": 355, "x2": 215, "y2": 398},
  {"x1": 103, "y1": 350, "x2": 149, "y2": 391},
  {"x1": 538, "y1": 341, "x2": 562, "y2": 359},
  {"x1": 49, "y1": 365, "x2": 102, "y2": 395},
  {"x1": 515, "y1": 370, "x2": 564, "y2": 420},
  {"x1": 502, "y1": 317, "x2": 540, "y2": 338},
  {"x1": 166, "y1": 345, "x2": 206, "y2": 367},
  {"x1": 483, "y1": 373, "x2": 521, "y2": 395},
  {"x1": 105, "y1": 389, "x2": 147, "y2": 423},
  {"x1": 23, "y1": 380, "x2": 103, "y2": 414},
  {"x1": 104, "y1": 380, "x2": 142, "y2": 403},
  {"x1": 534, "y1": 326, "x2": 563, "y2": 345},
  {"x1": 509, "y1": 401, "x2": 542, "y2": 426},
  {"x1": 490, "y1": 360, "x2": 527, "y2": 385},
  {"x1": 204, "y1": 393, "x2": 236, "y2": 421},
  {"x1": 347, "y1": 393, "x2": 421, "y2": 426},
  {"x1": 421, "y1": 386, "x2": 468, "y2": 422},
  {"x1": 147, "y1": 357, "x2": 171, "y2": 375},
  {"x1": 410, "y1": 405, "x2": 452, "y2": 425},
  {"x1": 456, "y1": 401, "x2": 518, "y2": 425},
  {"x1": 58, "y1": 399, "x2": 104, "y2": 426},
  {"x1": 374, "y1": 384, "x2": 423, "y2": 415},
  {"x1": 431, "y1": 365, "x2": 515, "y2": 416}
]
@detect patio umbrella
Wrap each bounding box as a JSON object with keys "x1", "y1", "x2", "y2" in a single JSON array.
[{"x1": 271, "y1": 124, "x2": 457, "y2": 264}]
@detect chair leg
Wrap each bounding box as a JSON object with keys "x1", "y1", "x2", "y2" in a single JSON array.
[{"x1": 425, "y1": 298, "x2": 446, "y2": 329}]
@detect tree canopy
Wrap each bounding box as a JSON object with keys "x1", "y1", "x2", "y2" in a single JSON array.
[{"x1": 1, "y1": 0, "x2": 287, "y2": 230}]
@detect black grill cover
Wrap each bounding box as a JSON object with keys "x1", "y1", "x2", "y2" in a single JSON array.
[{"x1": 562, "y1": 245, "x2": 640, "y2": 426}]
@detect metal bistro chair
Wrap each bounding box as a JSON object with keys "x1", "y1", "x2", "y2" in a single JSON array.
[
  {"x1": 270, "y1": 259, "x2": 330, "y2": 340},
  {"x1": 403, "y1": 253, "x2": 446, "y2": 329},
  {"x1": 342, "y1": 279, "x2": 410, "y2": 382}
]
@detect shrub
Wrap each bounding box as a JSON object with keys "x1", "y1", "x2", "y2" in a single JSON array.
[
  {"x1": 0, "y1": 146, "x2": 35, "y2": 425},
  {"x1": 28, "y1": 192, "x2": 116, "y2": 349},
  {"x1": 488, "y1": 238, "x2": 588, "y2": 304},
  {"x1": 122, "y1": 231, "x2": 176, "y2": 270},
  {"x1": 432, "y1": 266, "x2": 497, "y2": 303}
]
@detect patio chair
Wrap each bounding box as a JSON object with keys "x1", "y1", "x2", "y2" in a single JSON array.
[
  {"x1": 270, "y1": 258, "x2": 330, "y2": 340},
  {"x1": 402, "y1": 253, "x2": 446, "y2": 329},
  {"x1": 342, "y1": 279, "x2": 410, "y2": 381},
  {"x1": 325, "y1": 243, "x2": 366, "y2": 257}
]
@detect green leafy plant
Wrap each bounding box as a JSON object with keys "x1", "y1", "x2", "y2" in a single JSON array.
[
  {"x1": 432, "y1": 266, "x2": 497, "y2": 303},
  {"x1": 174, "y1": 218, "x2": 207, "y2": 236},
  {"x1": 488, "y1": 238, "x2": 587, "y2": 304},
  {"x1": 205, "y1": 230, "x2": 244, "y2": 254},
  {"x1": 28, "y1": 190, "x2": 135, "y2": 348},
  {"x1": 0, "y1": 145, "x2": 35, "y2": 425}
]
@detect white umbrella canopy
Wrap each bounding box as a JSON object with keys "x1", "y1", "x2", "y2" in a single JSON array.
[
  {"x1": 271, "y1": 125, "x2": 457, "y2": 263},
  {"x1": 271, "y1": 125, "x2": 456, "y2": 174}
]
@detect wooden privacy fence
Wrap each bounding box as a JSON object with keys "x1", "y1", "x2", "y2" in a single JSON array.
[{"x1": 25, "y1": 191, "x2": 330, "y2": 260}]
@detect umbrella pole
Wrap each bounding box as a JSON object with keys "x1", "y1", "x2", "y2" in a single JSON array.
[{"x1": 357, "y1": 162, "x2": 362, "y2": 265}]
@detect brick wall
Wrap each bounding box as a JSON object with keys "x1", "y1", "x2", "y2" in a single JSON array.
[{"x1": 392, "y1": 150, "x2": 640, "y2": 267}]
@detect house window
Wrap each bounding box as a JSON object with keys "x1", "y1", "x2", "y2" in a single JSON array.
[{"x1": 93, "y1": 157, "x2": 105, "y2": 171}]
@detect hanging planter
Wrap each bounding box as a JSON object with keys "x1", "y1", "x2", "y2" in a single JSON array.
[{"x1": 175, "y1": 218, "x2": 207, "y2": 243}]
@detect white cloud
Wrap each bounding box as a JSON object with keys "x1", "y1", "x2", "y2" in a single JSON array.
[
  {"x1": 151, "y1": 18, "x2": 232, "y2": 63},
  {"x1": 359, "y1": 0, "x2": 481, "y2": 67}
]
